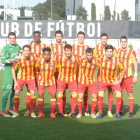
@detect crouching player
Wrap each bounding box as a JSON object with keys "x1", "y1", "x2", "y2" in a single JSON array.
[
  {"x1": 11, "y1": 45, "x2": 38, "y2": 118},
  {"x1": 35, "y1": 48, "x2": 56, "y2": 118},
  {"x1": 57, "y1": 44, "x2": 78, "y2": 118},
  {"x1": 77, "y1": 48, "x2": 99, "y2": 118},
  {"x1": 97, "y1": 45, "x2": 126, "y2": 119}
]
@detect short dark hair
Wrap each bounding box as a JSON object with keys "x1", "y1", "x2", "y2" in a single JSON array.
[
  {"x1": 23, "y1": 45, "x2": 31, "y2": 50},
  {"x1": 120, "y1": 36, "x2": 127, "y2": 41},
  {"x1": 8, "y1": 32, "x2": 16, "y2": 38},
  {"x1": 100, "y1": 33, "x2": 108, "y2": 38},
  {"x1": 86, "y1": 48, "x2": 93, "y2": 54},
  {"x1": 33, "y1": 31, "x2": 41, "y2": 36},
  {"x1": 64, "y1": 44, "x2": 72, "y2": 50},
  {"x1": 105, "y1": 45, "x2": 114, "y2": 51},
  {"x1": 55, "y1": 30, "x2": 63, "y2": 37},
  {"x1": 42, "y1": 47, "x2": 51, "y2": 53},
  {"x1": 77, "y1": 31, "x2": 85, "y2": 37}
]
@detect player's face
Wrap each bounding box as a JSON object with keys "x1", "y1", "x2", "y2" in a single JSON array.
[
  {"x1": 43, "y1": 51, "x2": 51, "y2": 62},
  {"x1": 23, "y1": 48, "x2": 31, "y2": 58},
  {"x1": 105, "y1": 49, "x2": 113, "y2": 59},
  {"x1": 33, "y1": 33, "x2": 41, "y2": 43},
  {"x1": 100, "y1": 36, "x2": 108, "y2": 47},
  {"x1": 120, "y1": 39, "x2": 128, "y2": 49},
  {"x1": 77, "y1": 34, "x2": 85, "y2": 44},
  {"x1": 65, "y1": 48, "x2": 72, "y2": 58},
  {"x1": 86, "y1": 52, "x2": 93, "y2": 62},
  {"x1": 8, "y1": 35, "x2": 16, "y2": 45},
  {"x1": 55, "y1": 34, "x2": 62, "y2": 43}
]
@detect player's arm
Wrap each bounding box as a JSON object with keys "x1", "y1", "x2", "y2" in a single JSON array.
[
  {"x1": 11, "y1": 62, "x2": 19, "y2": 89},
  {"x1": 114, "y1": 62, "x2": 126, "y2": 85},
  {"x1": 131, "y1": 51, "x2": 138, "y2": 83}
]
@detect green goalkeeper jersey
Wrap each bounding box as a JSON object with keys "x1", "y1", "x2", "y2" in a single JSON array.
[{"x1": 1, "y1": 43, "x2": 22, "y2": 68}]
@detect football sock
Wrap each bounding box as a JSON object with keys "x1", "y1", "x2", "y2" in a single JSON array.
[
  {"x1": 14, "y1": 96, "x2": 20, "y2": 113},
  {"x1": 31, "y1": 96, "x2": 36, "y2": 113},
  {"x1": 78, "y1": 98, "x2": 83, "y2": 114},
  {"x1": 2, "y1": 90, "x2": 10, "y2": 111},
  {"x1": 38, "y1": 98, "x2": 43, "y2": 114},
  {"x1": 58, "y1": 94, "x2": 63, "y2": 114},
  {"x1": 71, "y1": 94, "x2": 77, "y2": 114},
  {"x1": 26, "y1": 92, "x2": 31, "y2": 112},
  {"x1": 51, "y1": 98, "x2": 56, "y2": 113},
  {"x1": 98, "y1": 93, "x2": 104, "y2": 114},
  {"x1": 116, "y1": 94, "x2": 122, "y2": 114},
  {"x1": 91, "y1": 98, "x2": 97, "y2": 114},
  {"x1": 108, "y1": 91, "x2": 113, "y2": 111},
  {"x1": 129, "y1": 97, "x2": 134, "y2": 113}
]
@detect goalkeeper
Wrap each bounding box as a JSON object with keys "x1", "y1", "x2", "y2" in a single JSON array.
[{"x1": 0, "y1": 32, "x2": 22, "y2": 117}]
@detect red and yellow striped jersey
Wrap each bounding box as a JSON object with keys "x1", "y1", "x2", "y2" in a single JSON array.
[
  {"x1": 49, "y1": 43, "x2": 65, "y2": 72},
  {"x1": 117, "y1": 48, "x2": 137, "y2": 78},
  {"x1": 93, "y1": 44, "x2": 117, "y2": 57},
  {"x1": 29, "y1": 43, "x2": 47, "y2": 74},
  {"x1": 72, "y1": 44, "x2": 90, "y2": 77},
  {"x1": 97, "y1": 55, "x2": 124, "y2": 83},
  {"x1": 13, "y1": 54, "x2": 38, "y2": 81},
  {"x1": 35, "y1": 58, "x2": 56, "y2": 86},
  {"x1": 78, "y1": 58, "x2": 99, "y2": 85},
  {"x1": 57, "y1": 55, "x2": 78, "y2": 82}
]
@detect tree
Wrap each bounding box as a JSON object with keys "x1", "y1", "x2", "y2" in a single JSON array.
[
  {"x1": 18, "y1": 6, "x2": 25, "y2": 17},
  {"x1": 121, "y1": 9, "x2": 131, "y2": 21},
  {"x1": 117, "y1": 13, "x2": 120, "y2": 21},
  {"x1": 76, "y1": 6, "x2": 88, "y2": 20},
  {"x1": 112, "y1": 11, "x2": 116, "y2": 21},
  {"x1": 104, "y1": 5, "x2": 111, "y2": 20},
  {"x1": 0, "y1": 11, "x2": 4, "y2": 20},
  {"x1": 91, "y1": 3, "x2": 96, "y2": 20},
  {"x1": 33, "y1": 3, "x2": 48, "y2": 20}
]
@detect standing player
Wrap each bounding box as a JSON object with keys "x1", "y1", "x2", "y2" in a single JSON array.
[
  {"x1": 93, "y1": 33, "x2": 117, "y2": 117},
  {"x1": 97, "y1": 45, "x2": 126, "y2": 119},
  {"x1": 117, "y1": 36, "x2": 138, "y2": 117},
  {"x1": 11, "y1": 45, "x2": 38, "y2": 118},
  {"x1": 0, "y1": 32, "x2": 22, "y2": 117},
  {"x1": 72, "y1": 31, "x2": 90, "y2": 116},
  {"x1": 24, "y1": 31, "x2": 47, "y2": 116},
  {"x1": 77, "y1": 48, "x2": 98, "y2": 118},
  {"x1": 49, "y1": 30, "x2": 67, "y2": 116},
  {"x1": 35, "y1": 48, "x2": 57, "y2": 118},
  {"x1": 57, "y1": 44, "x2": 78, "y2": 118}
]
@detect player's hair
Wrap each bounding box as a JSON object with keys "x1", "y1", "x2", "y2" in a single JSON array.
[
  {"x1": 105, "y1": 45, "x2": 114, "y2": 51},
  {"x1": 42, "y1": 47, "x2": 51, "y2": 53},
  {"x1": 100, "y1": 33, "x2": 108, "y2": 38},
  {"x1": 8, "y1": 32, "x2": 16, "y2": 38},
  {"x1": 55, "y1": 30, "x2": 63, "y2": 37},
  {"x1": 64, "y1": 44, "x2": 72, "y2": 50},
  {"x1": 77, "y1": 31, "x2": 85, "y2": 37},
  {"x1": 33, "y1": 31, "x2": 41, "y2": 36},
  {"x1": 23, "y1": 45, "x2": 31, "y2": 50},
  {"x1": 120, "y1": 36, "x2": 127, "y2": 41},
  {"x1": 86, "y1": 48, "x2": 93, "y2": 54}
]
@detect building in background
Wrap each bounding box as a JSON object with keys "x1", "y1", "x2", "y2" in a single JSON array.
[{"x1": 135, "y1": 0, "x2": 140, "y2": 21}]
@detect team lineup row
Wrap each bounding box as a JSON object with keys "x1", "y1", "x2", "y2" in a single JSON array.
[{"x1": 0, "y1": 30, "x2": 138, "y2": 119}]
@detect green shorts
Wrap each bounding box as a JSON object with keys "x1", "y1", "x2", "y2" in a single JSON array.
[{"x1": 3, "y1": 67, "x2": 14, "y2": 91}]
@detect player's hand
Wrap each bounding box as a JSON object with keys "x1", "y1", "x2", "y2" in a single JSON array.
[
  {"x1": 133, "y1": 76, "x2": 138, "y2": 84},
  {"x1": 13, "y1": 56, "x2": 20, "y2": 62},
  {"x1": 51, "y1": 57, "x2": 56, "y2": 62},
  {"x1": 81, "y1": 55, "x2": 86, "y2": 59},
  {"x1": 14, "y1": 82, "x2": 19, "y2": 90},
  {"x1": 7, "y1": 59, "x2": 14, "y2": 63},
  {"x1": 113, "y1": 80, "x2": 121, "y2": 85}
]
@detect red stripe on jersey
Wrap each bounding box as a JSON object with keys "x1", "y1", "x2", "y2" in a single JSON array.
[{"x1": 126, "y1": 49, "x2": 132, "y2": 77}]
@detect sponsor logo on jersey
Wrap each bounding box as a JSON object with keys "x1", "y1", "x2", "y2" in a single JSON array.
[{"x1": 7, "y1": 85, "x2": 12, "y2": 89}]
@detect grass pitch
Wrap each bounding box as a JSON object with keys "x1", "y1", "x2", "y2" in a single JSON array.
[{"x1": 0, "y1": 71, "x2": 140, "y2": 140}]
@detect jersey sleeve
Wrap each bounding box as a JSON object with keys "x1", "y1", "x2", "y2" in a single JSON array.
[
  {"x1": 1, "y1": 46, "x2": 7, "y2": 64},
  {"x1": 118, "y1": 62, "x2": 124, "y2": 70},
  {"x1": 35, "y1": 60, "x2": 39, "y2": 68},
  {"x1": 113, "y1": 47, "x2": 118, "y2": 56},
  {"x1": 93, "y1": 47, "x2": 98, "y2": 57},
  {"x1": 131, "y1": 50, "x2": 137, "y2": 62},
  {"x1": 12, "y1": 61, "x2": 19, "y2": 69}
]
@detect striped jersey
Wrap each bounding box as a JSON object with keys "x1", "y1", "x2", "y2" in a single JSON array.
[
  {"x1": 57, "y1": 55, "x2": 78, "y2": 82},
  {"x1": 97, "y1": 55, "x2": 124, "y2": 83},
  {"x1": 78, "y1": 58, "x2": 99, "y2": 85},
  {"x1": 35, "y1": 58, "x2": 56, "y2": 86},
  {"x1": 117, "y1": 47, "x2": 137, "y2": 78},
  {"x1": 49, "y1": 43, "x2": 65, "y2": 72},
  {"x1": 13, "y1": 54, "x2": 38, "y2": 81}
]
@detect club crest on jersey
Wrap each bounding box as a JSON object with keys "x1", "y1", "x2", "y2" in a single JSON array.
[
  {"x1": 41, "y1": 47, "x2": 44, "y2": 50},
  {"x1": 126, "y1": 52, "x2": 129, "y2": 55},
  {"x1": 92, "y1": 63, "x2": 95, "y2": 65},
  {"x1": 50, "y1": 63, "x2": 54, "y2": 66},
  {"x1": 63, "y1": 46, "x2": 65, "y2": 48},
  {"x1": 84, "y1": 48, "x2": 87, "y2": 50},
  {"x1": 31, "y1": 59, "x2": 34, "y2": 62},
  {"x1": 131, "y1": 84, "x2": 133, "y2": 87},
  {"x1": 72, "y1": 61, "x2": 75, "y2": 64},
  {"x1": 112, "y1": 62, "x2": 115, "y2": 65}
]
